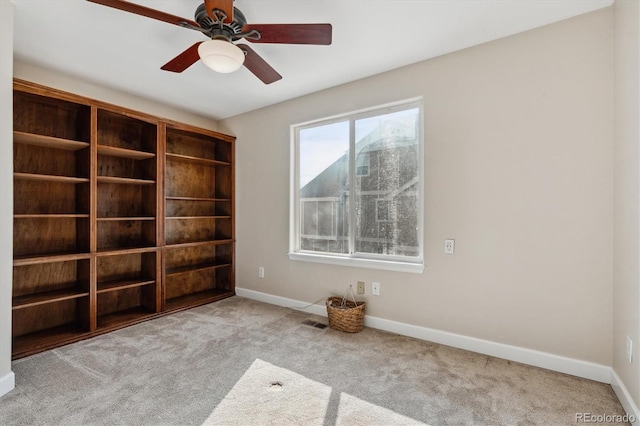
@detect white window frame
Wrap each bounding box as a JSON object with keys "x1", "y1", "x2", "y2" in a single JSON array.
[{"x1": 289, "y1": 98, "x2": 425, "y2": 274}]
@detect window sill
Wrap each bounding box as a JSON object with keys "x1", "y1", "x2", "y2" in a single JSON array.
[{"x1": 288, "y1": 252, "x2": 425, "y2": 274}]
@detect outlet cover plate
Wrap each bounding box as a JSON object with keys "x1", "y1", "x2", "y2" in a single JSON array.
[
  {"x1": 372, "y1": 282, "x2": 380, "y2": 296},
  {"x1": 444, "y1": 239, "x2": 455, "y2": 254}
]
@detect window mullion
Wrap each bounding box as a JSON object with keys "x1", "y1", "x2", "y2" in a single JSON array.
[
  {"x1": 348, "y1": 119, "x2": 356, "y2": 255},
  {"x1": 293, "y1": 130, "x2": 301, "y2": 252}
]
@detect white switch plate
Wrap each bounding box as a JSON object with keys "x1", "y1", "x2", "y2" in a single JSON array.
[
  {"x1": 444, "y1": 239, "x2": 455, "y2": 254},
  {"x1": 258, "y1": 267, "x2": 264, "y2": 278},
  {"x1": 372, "y1": 282, "x2": 380, "y2": 296}
]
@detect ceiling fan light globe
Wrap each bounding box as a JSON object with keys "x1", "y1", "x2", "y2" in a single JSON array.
[{"x1": 198, "y1": 40, "x2": 245, "y2": 73}]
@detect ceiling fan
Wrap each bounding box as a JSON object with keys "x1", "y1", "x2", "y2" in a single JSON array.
[{"x1": 86, "y1": 0, "x2": 332, "y2": 84}]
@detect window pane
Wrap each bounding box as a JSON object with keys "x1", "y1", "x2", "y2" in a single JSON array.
[
  {"x1": 356, "y1": 153, "x2": 369, "y2": 176},
  {"x1": 302, "y1": 201, "x2": 317, "y2": 236},
  {"x1": 299, "y1": 121, "x2": 349, "y2": 253},
  {"x1": 354, "y1": 108, "x2": 420, "y2": 257},
  {"x1": 376, "y1": 200, "x2": 390, "y2": 221},
  {"x1": 317, "y1": 201, "x2": 335, "y2": 237}
]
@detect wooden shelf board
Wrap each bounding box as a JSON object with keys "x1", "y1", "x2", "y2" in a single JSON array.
[
  {"x1": 97, "y1": 217, "x2": 155, "y2": 222},
  {"x1": 97, "y1": 307, "x2": 155, "y2": 330},
  {"x1": 14, "y1": 172, "x2": 89, "y2": 184},
  {"x1": 98, "y1": 176, "x2": 156, "y2": 185},
  {"x1": 14, "y1": 131, "x2": 90, "y2": 151},
  {"x1": 14, "y1": 214, "x2": 90, "y2": 219},
  {"x1": 164, "y1": 239, "x2": 234, "y2": 249},
  {"x1": 166, "y1": 196, "x2": 230, "y2": 202},
  {"x1": 97, "y1": 145, "x2": 156, "y2": 160},
  {"x1": 96, "y1": 247, "x2": 159, "y2": 257},
  {"x1": 166, "y1": 216, "x2": 231, "y2": 220},
  {"x1": 97, "y1": 244, "x2": 157, "y2": 254},
  {"x1": 164, "y1": 289, "x2": 234, "y2": 312},
  {"x1": 97, "y1": 278, "x2": 156, "y2": 294},
  {"x1": 13, "y1": 288, "x2": 89, "y2": 310},
  {"x1": 14, "y1": 252, "x2": 91, "y2": 266},
  {"x1": 12, "y1": 323, "x2": 87, "y2": 359},
  {"x1": 165, "y1": 123, "x2": 235, "y2": 143},
  {"x1": 166, "y1": 262, "x2": 231, "y2": 277},
  {"x1": 166, "y1": 153, "x2": 230, "y2": 167}
]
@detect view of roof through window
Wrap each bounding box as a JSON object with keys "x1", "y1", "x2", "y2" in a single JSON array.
[{"x1": 297, "y1": 106, "x2": 421, "y2": 258}]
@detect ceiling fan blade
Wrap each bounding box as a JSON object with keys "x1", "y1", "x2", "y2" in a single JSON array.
[
  {"x1": 87, "y1": 0, "x2": 200, "y2": 28},
  {"x1": 238, "y1": 44, "x2": 282, "y2": 85},
  {"x1": 242, "y1": 24, "x2": 332, "y2": 45},
  {"x1": 161, "y1": 43, "x2": 202, "y2": 73},
  {"x1": 204, "y1": 0, "x2": 234, "y2": 23}
]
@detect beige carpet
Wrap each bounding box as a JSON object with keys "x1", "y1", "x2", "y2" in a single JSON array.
[
  {"x1": 203, "y1": 358, "x2": 428, "y2": 426},
  {"x1": 0, "y1": 296, "x2": 629, "y2": 425}
]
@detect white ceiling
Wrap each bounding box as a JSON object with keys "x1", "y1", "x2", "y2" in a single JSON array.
[{"x1": 13, "y1": 0, "x2": 613, "y2": 121}]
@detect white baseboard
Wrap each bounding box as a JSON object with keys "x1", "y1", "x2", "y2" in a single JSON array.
[
  {"x1": 0, "y1": 371, "x2": 15, "y2": 398},
  {"x1": 611, "y1": 369, "x2": 640, "y2": 425},
  {"x1": 236, "y1": 287, "x2": 328, "y2": 317},
  {"x1": 235, "y1": 287, "x2": 611, "y2": 383}
]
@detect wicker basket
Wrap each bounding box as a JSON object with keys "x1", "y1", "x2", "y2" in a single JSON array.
[{"x1": 326, "y1": 296, "x2": 366, "y2": 333}]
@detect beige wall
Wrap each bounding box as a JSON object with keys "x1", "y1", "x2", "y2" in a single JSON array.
[
  {"x1": 219, "y1": 9, "x2": 614, "y2": 365},
  {"x1": 0, "y1": 0, "x2": 15, "y2": 395},
  {"x1": 13, "y1": 61, "x2": 218, "y2": 131},
  {"x1": 613, "y1": 0, "x2": 640, "y2": 407}
]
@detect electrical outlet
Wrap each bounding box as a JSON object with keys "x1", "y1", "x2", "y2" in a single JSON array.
[
  {"x1": 372, "y1": 282, "x2": 380, "y2": 296},
  {"x1": 258, "y1": 267, "x2": 264, "y2": 278},
  {"x1": 627, "y1": 336, "x2": 633, "y2": 364},
  {"x1": 444, "y1": 239, "x2": 455, "y2": 254},
  {"x1": 357, "y1": 281, "x2": 365, "y2": 294}
]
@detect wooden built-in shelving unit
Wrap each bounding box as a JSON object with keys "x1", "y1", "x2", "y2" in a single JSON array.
[
  {"x1": 11, "y1": 79, "x2": 235, "y2": 358},
  {"x1": 163, "y1": 124, "x2": 234, "y2": 312}
]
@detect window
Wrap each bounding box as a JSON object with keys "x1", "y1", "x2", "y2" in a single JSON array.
[{"x1": 290, "y1": 99, "x2": 424, "y2": 273}]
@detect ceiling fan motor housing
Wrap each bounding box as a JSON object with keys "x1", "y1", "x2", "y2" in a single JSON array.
[{"x1": 195, "y1": 4, "x2": 246, "y2": 41}]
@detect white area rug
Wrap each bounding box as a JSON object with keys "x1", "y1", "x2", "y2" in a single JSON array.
[{"x1": 202, "y1": 359, "x2": 428, "y2": 426}]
